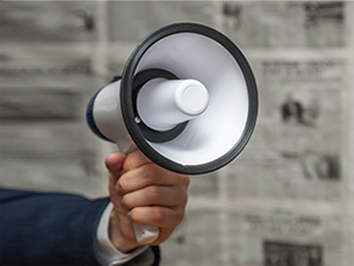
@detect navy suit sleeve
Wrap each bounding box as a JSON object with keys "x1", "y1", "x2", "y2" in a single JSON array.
[{"x1": 0, "y1": 188, "x2": 110, "y2": 266}]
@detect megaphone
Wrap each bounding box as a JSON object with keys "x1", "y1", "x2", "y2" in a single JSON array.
[{"x1": 86, "y1": 22, "x2": 258, "y2": 244}]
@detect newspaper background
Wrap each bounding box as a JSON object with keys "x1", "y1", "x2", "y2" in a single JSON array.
[{"x1": 0, "y1": 1, "x2": 353, "y2": 266}]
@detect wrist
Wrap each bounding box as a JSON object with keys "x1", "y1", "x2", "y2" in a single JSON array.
[{"x1": 97, "y1": 203, "x2": 151, "y2": 265}]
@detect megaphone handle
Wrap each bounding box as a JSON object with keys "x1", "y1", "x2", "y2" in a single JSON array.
[{"x1": 117, "y1": 141, "x2": 160, "y2": 245}]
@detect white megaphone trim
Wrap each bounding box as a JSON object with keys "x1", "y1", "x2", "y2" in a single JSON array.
[{"x1": 88, "y1": 80, "x2": 135, "y2": 153}]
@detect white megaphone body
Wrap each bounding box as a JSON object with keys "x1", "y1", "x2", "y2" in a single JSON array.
[{"x1": 86, "y1": 23, "x2": 258, "y2": 245}]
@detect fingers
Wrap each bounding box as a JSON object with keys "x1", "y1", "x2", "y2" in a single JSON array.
[
  {"x1": 117, "y1": 164, "x2": 182, "y2": 194},
  {"x1": 105, "y1": 149, "x2": 190, "y2": 248},
  {"x1": 129, "y1": 206, "x2": 185, "y2": 229},
  {"x1": 121, "y1": 185, "x2": 188, "y2": 211},
  {"x1": 129, "y1": 206, "x2": 186, "y2": 246},
  {"x1": 123, "y1": 150, "x2": 151, "y2": 172}
]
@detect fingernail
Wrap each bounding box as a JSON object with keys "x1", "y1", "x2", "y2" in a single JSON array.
[
  {"x1": 115, "y1": 183, "x2": 121, "y2": 194},
  {"x1": 127, "y1": 211, "x2": 132, "y2": 220},
  {"x1": 120, "y1": 199, "x2": 126, "y2": 209}
]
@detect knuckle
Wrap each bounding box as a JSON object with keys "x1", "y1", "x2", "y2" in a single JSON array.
[
  {"x1": 142, "y1": 164, "x2": 158, "y2": 180},
  {"x1": 151, "y1": 208, "x2": 165, "y2": 224},
  {"x1": 180, "y1": 175, "x2": 190, "y2": 188},
  {"x1": 124, "y1": 157, "x2": 134, "y2": 171},
  {"x1": 175, "y1": 208, "x2": 185, "y2": 225},
  {"x1": 129, "y1": 209, "x2": 139, "y2": 223},
  {"x1": 181, "y1": 192, "x2": 188, "y2": 207},
  {"x1": 117, "y1": 178, "x2": 127, "y2": 193},
  {"x1": 146, "y1": 186, "x2": 160, "y2": 203},
  {"x1": 120, "y1": 196, "x2": 129, "y2": 209}
]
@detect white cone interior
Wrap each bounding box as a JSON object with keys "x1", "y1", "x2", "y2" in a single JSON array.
[
  {"x1": 135, "y1": 33, "x2": 249, "y2": 166},
  {"x1": 137, "y1": 78, "x2": 209, "y2": 131}
]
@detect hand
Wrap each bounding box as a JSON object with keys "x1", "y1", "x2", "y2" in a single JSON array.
[{"x1": 105, "y1": 150, "x2": 190, "y2": 253}]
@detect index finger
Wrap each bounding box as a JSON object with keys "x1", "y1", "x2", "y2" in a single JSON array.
[{"x1": 123, "y1": 149, "x2": 152, "y2": 172}]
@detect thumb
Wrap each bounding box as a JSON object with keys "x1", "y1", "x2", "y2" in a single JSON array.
[
  {"x1": 105, "y1": 152, "x2": 127, "y2": 176},
  {"x1": 106, "y1": 152, "x2": 127, "y2": 204}
]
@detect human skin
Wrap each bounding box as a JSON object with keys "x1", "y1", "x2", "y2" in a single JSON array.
[{"x1": 105, "y1": 150, "x2": 190, "y2": 253}]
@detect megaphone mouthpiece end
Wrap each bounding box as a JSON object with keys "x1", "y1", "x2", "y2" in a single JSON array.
[
  {"x1": 175, "y1": 80, "x2": 209, "y2": 116},
  {"x1": 86, "y1": 90, "x2": 113, "y2": 143}
]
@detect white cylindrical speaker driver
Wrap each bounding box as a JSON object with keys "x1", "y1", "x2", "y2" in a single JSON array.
[{"x1": 137, "y1": 78, "x2": 209, "y2": 131}]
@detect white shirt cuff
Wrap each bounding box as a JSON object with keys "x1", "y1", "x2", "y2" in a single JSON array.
[{"x1": 96, "y1": 202, "x2": 149, "y2": 266}]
